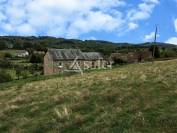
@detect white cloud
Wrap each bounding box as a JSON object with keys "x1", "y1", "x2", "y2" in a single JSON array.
[
  {"x1": 127, "y1": 0, "x2": 159, "y2": 21},
  {"x1": 16, "y1": 24, "x2": 36, "y2": 36},
  {"x1": 128, "y1": 22, "x2": 138, "y2": 30},
  {"x1": 166, "y1": 37, "x2": 177, "y2": 45},
  {"x1": 67, "y1": 11, "x2": 123, "y2": 37},
  {"x1": 174, "y1": 19, "x2": 177, "y2": 32},
  {"x1": 0, "y1": 0, "x2": 159, "y2": 38},
  {"x1": 144, "y1": 32, "x2": 160, "y2": 42},
  {"x1": 165, "y1": 18, "x2": 177, "y2": 45},
  {"x1": 0, "y1": 0, "x2": 126, "y2": 37}
]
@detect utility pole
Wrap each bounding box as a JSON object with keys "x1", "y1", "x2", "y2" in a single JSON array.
[{"x1": 152, "y1": 25, "x2": 158, "y2": 57}]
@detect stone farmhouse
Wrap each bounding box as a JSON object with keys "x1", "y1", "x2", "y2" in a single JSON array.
[
  {"x1": 111, "y1": 51, "x2": 153, "y2": 63},
  {"x1": 44, "y1": 49, "x2": 108, "y2": 75}
]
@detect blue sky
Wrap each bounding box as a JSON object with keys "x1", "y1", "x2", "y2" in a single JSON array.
[{"x1": 0, "y1": 0, "x2": 177, "y2": 44}]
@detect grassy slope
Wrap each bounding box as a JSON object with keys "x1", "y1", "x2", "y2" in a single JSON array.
[{"x1": 0, "y1": 60, "x2": 177, "y2": 133}]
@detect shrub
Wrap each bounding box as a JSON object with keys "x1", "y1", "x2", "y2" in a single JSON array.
[
  {"x1": 15, "y1": 67, "x2": 31, "y2": 79},
  {"x1": 113, "y1": 58, "x2": 127, "y2": 65},
  {"x1": 161, "y1": 50, "x2": 177, "y2": 58},
  {"x1": 0, "y1": 60, "x2": 13, "y2": 68},
  {"x1": 0, "y1": 53, "x2": 5, "y2": 59},
  {"x1": 0, "y1": 70, "x2": 13, "y2": 83},
  {"x1": 4, "y1": 53, "x2": 13, "y2": 58},
  {"x1": 21, "y1": 71, "x2": 30, "y2": 79}
]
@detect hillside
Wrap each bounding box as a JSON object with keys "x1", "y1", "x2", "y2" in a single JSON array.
[
  {"x1": 1, "y1": 36, "x2": 177, "y2": 55},
  {"x1": 0, "y1": 60, "x2": 177, "y2": 132}
]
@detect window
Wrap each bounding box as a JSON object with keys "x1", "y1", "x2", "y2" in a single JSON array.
[
  {"x1": 59, "y1": 62, "x2": 62, "y2": 66},
  {"x1": 58, "y1": 62, "x2": 63, "y2": 69}
]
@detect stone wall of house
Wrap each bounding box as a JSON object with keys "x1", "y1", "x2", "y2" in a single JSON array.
[
  {"x1": 53, "y1": 61, "x2": 73, "y2": 73},
  {"x1": 52, "y1": 60, "x2": 107, "y2": 74},
  {"x1": 139, "y1": 51, "x2": 153, "y2": 61},
  {"x1": 84, "y1": 60, "x2": 107, "y2": 69},
  {"x1": 44, "y1": 52, "x2": 54, "y2": 75}
]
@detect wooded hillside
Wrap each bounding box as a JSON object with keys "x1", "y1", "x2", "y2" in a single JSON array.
[{"x1": 1, "y1": 36, "x2": 177, "y2": 55}]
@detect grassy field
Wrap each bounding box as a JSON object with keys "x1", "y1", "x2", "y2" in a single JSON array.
[
  {"x1": 0, "y1": 60, "x2": 177, "y2": 133},
  {"x1": 0, "y1": 49, "x2": 26, "y2": 55}
]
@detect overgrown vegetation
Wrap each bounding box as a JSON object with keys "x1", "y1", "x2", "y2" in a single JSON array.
[
  {"x1": 0, "y1": 56, "x2": 42, "y2": 81},
  {"x1": 0, "y1": 59, "x2": 177, "y2": 132}
]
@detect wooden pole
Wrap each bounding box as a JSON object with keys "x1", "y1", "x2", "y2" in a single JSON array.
[{"x1": 153, "y1": 25, "x2": 158, "y2": 57}]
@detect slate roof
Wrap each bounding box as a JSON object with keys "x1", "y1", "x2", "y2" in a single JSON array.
[
  {"x1": 83, "y1": 52, "x2": 104, "y2": 60},
  {"x1": 48, "y1": 49, "x2": 104, "y2": 61},
  {"x1": 48, "y1": 49, "x2": 85, "y2": 60}
]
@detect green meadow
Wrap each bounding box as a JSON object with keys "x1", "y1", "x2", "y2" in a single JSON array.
[{"x1": 0, "y1": 59, "x2": 177, "y2": 133}]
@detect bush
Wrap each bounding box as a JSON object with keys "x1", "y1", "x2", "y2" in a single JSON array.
[
  {"x1": 112, "y1": 57, "x2": 127, "y2": 65},
  {"x1": 161, "y1": 50, "x2": 177, "y2": 58},
  {"x1": 33, "y1": 72, "x2": 41, "y2": 76},
  {"x1": 0, "y1": 70, "x2": 13, "y2": 83},
  {"x1": 4, "y1": 53, "x2": 13, "y2": 58},
  {"x1": 15, "y1": 67, "x2": 31, "y2": 80},
  {"x1": 0, "y1": 53, "x2": 5, "y2": 59},
  {"x1": 21, "y1": 71, "x2": 30, "y2": 79},
  {"x1": 0, "y1": 60, "x2": 13, "y2": 68}
]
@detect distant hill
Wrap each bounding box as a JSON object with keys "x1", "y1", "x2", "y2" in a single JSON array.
[
  {"x1": 0, "y1": 36, "x2": 177, "y2": 55},
  {"x1": 138, "y1": 42, "x2": 177, "y2": 48}
]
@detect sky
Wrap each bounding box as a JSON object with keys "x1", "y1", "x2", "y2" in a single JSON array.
[{"x1": 0, "y1": 0, "x2": 177, "y2": 44}]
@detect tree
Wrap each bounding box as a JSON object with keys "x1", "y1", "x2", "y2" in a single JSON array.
[
  {"x1": 29, "y1": 53, "x2": 43, "y2": 63},
  {"x1": 23, "y1": 41, "x2": 33, "y2": 49},
  {"x1": 154, "y1": 46, "x2": 160, "y2": 58},
  {"x1": 13, "y1": 40, "x2": 24, "y2": 49},
  {"x1": 149, "y1": 45, "x2": 160, "y2": 58},
  {"x1": 0, "y1": 40, "x2": 7, "y2": 50}
]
